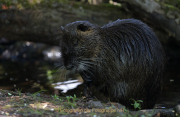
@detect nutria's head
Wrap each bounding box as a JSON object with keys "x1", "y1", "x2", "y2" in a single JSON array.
[{"x1": 60, "y1": 21, "x2": 101, "y2": 72}]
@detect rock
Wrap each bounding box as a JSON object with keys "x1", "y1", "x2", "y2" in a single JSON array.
[
  {"x1": 86, "y1": 100, "x2": 104, "y2": 108},
  {"x1": 174, "y1": 104, "x2": 180, "y2": 116}
]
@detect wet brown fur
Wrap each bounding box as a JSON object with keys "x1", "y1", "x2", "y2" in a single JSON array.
[{"x1": 60, "y1": 19, "x2": 165, "y2": 109}]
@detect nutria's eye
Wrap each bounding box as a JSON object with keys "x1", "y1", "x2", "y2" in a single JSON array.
[{"x1": 77, "y1": 24, "x2": 89, "y2": 32}]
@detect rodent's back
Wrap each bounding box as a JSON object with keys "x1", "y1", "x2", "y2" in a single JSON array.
[
  {"x1": 97, "y1": 19, "x2": 165, "y2": 109},
  {"x1": 101, "y1": 19, "x2": 164, "y2": 66},
  {"x1": 96, "y1": 19, "x2": 164, "y2": 80}
]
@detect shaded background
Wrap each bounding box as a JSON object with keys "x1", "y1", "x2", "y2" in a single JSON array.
[{"x1": 0, "y1": 0, "x2": 180, "y2": 109}]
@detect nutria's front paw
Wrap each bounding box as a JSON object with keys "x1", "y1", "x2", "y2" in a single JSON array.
[{"x1": 84, "y1": 86, "x2": 93, "y2": 98}]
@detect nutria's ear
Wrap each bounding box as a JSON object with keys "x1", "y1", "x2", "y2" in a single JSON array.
[{"x1": 77, "y1": 24, "x2": 89, "y2": 32}]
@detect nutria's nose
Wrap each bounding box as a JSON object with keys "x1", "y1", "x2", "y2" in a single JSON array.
[{"x1": 66, "y1": 65, "x2": 74, "y2": 70}]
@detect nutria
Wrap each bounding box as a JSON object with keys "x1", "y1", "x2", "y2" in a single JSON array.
[{"x1": 60, "y1": 19, "x2": 165, "y2": 109}]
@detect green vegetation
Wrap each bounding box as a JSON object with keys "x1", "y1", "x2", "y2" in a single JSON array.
[
  {"x1": 155, "y1": 0, "x2": 180, "y2": 12},
  {"x1": 32, "y1": 90, "x2": 47, "y2": 98},
  {"x1": 0, "y1": 0, "x2": 68, "y2": 9},
  {"x1": 16, "y1": 88, "x2": 22, "y2": 96},
  {"x1": 0, "y1": 0, "x2": 122, "y2": 16},
  {"x1": 51, "y1": 94, "x2": 63, "y2": 102},
  {"x1": 51, "y1": 94, "x2": 60, "y2": 100},
  {"x1": 65, "y1": 94, "x2": 78, "y2": 108},
  {"x1": 66, "y1": 94, "x2": 77, "y2": 103},
  {"x1": 130, "y1": 99, "x2": 143, "y2": 110}
]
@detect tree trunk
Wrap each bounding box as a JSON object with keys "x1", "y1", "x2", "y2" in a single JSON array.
[
  {"x1": 0, "y1": 0, "x2": 180, "y2": 46},
  {"x1": 0, "y1": 3, "x2": 133, "y2": 45}
]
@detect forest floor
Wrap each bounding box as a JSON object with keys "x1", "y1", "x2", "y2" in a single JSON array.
[
  {"x1": 0, "y1": 89, "x2": 176, "y2": 117},
  {"x1": 0, "y1": 89, "x2": 130, "y2": 117}
]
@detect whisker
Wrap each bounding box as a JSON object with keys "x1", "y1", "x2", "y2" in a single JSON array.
[{"x1": 53, "y1": 65, "x2": 63, "y2": 79}]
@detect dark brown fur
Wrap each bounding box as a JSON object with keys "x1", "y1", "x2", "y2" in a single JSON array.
[{"x1": 60, "y1": 19, "x2": 165, "y2": 109}]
